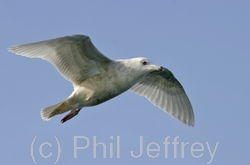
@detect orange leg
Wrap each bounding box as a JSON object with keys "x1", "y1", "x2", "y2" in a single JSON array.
[{"x1": 61, "y1": 108, "x2": 82, "y2": 123}]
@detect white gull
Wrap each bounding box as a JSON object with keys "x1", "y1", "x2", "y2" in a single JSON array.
[{"x1": 8, "y1": 35, "x2": 194, "y2": 126}]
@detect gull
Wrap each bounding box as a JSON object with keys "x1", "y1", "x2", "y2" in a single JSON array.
[{"x1": 8, "y1": 35, "x2": 194, "y2": 126}]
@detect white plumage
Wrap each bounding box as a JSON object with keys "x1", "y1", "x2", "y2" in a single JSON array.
[{"x1": 8, "y1": 35, "x2": 194, "y2": 126}]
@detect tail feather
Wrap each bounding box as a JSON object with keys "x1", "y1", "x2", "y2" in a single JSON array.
[{"x1": 40, "y1": 100, "x2": 73, "y2": 121}]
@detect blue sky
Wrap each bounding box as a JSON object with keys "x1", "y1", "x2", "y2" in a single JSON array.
[{"x1": 1, "y1": 0, "x2": 249, "y2": 164}]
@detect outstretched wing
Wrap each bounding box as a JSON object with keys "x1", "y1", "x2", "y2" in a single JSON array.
[
  {"x1": 130, "y1": 67, "x2": 194, "y2": 126},
  {"x1": 8, "y1": 35, "x2": 112, "y2": 85}
]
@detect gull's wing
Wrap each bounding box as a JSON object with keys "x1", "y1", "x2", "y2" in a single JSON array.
[
  {"x1": 129, "y1": 67, "x2": 194, "y2": 126},
  {"x1": 8, "y1": 35, "x2": 112, "y2": 85}
]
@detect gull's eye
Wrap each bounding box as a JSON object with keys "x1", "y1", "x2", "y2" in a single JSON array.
[{"x1": 142, "y1": 61, "x2": 148, "y2": 65}]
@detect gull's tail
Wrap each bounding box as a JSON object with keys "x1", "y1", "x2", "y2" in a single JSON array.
[{"x1": 40, "y1": 99, "x2": 73, "y2": 121}]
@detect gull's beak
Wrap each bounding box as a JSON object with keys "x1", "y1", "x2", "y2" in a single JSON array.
[
  {"x1": 151, "y1": 65, "x2": 164, "y2": 71},
  {"x1": 158, "y1": 66, "x2": 164, "y2": 71}
]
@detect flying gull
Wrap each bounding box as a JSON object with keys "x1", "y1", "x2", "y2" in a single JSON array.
[{"x1": 8, "y1": 35, "x2": 194, "y2": 126}]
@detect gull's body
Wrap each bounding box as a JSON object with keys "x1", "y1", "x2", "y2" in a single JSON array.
[{"x1": 8, "y1": 35, "x2": 194, "y2": 126}]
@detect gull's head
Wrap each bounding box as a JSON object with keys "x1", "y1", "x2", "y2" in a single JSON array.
[
  {"x1": 116, "y1": 57, "x2": 163, "y2": 83},
  {"x1": 122, "y1": 57, "x2": 162, "y2": 75},
  {"x1": 132, "y1": 57, "x2": 162, "y2": 71}
]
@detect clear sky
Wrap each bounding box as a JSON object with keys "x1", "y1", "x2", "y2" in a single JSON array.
[{"x1": 1, "y1": 0, "x2": 249, "y2": 164}]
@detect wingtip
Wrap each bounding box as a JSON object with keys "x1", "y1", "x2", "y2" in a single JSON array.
[
  {"x1": 187, "y1": 122, "x2": 195, "y2": 127},
  {"x1": 182, "y1": 113, "x2": 195, "y2": 127},
  {"x1": 7, "y1": 45, "x2": 20, "y2": 55},
  {"x1": 177, "y1": 116, "x2": 195, "y2": 127},
  {"x1": 7, "y1": 46, "x2": 14, "y2": 53}
]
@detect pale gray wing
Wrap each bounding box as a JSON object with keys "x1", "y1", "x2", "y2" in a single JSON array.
[
  {"x1": 129, "y1": 67, "x2": 194, "y2": 126},
  {"x1": 8, "y1": 35, "x2": 112, "y2": 85}
]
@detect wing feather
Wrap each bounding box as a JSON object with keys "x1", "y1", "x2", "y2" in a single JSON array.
[
  {"x1": 130, "y1": 67, "x2": 194, "y2": 126},
  {"x1": 8, "y1": 35, "x2": 112, "y2": 84}
]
